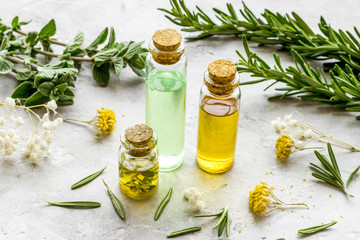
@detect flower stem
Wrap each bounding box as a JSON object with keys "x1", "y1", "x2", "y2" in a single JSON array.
[{"x1": 63, "y1": 118, "x2": 91, "y2": 124}]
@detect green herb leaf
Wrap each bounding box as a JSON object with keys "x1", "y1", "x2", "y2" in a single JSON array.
[
  {"x1": 92, "y1": 62, "x2": 111, "y2": 87},
  {"x1": 167, "y1": 227, "x2": 201, "y2": 238},
  {"x1": 38, "y1": 82, "x2": 55, "y2": 97},
  {"x1": 0, "y1": 57, "x2": 14, "y2": 74},
  {"x1": 71, "y1": 166, "x2": 107, "y2": 189},
  {"x1": 113, "y1": 57, "x2": 123, "y2": 77},
  {"x1": 92, "y1": 48, "x2": 118, "y2": 62},
  {"x1": 154, "y1": 186, "x2": 173, "y2": 220},
  {"x1": 24, "y1": 91, "x2": 50, "y2": 106},
  {"x1": 41, "y1": 198, "x2": 101, "y2": 209},
  {"x1": 15, "y1": 68, "x2": 36, "y2": 81},
  {"x1": 85, "y1": 27, "x2": 109, "y2": 52},
  {"x1": 225, "y1": 212, "x2": 230, "y2": 237},
  {"x1": 11, "y1": 81, "x2": 36, "y2": 99},
  {"x1": 213, "y1": 207, "x2": 228, "y2": 229},
  {"x1": 346, "y1": 165, "x2": 360, "y2": 188},
  {"x1": 39, "y1": 19, "x2": 56, "y2": 38},
  {"x1": 103, "y1": 179, "x2": 126, "y2": 219},
  {"x1": 11, "y1": 16, "x2": 19, "y2": 27},
  {"x1": 298, "y1": 221, "x2": 337, "y2": 235},
  {"x1": 194, "y1": 211, "x2": 223, "y2": 218}
]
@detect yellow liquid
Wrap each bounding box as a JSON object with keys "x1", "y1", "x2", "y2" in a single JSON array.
[
  {"x1": 196, "y1": 95, "x2": 239, "y2": 173},
  {"x1": 119, "y1": 160, "x2": 159, "y2": 200}
]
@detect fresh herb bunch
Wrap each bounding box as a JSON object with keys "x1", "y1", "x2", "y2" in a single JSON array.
[
  {"x1": 237, "y1": 37, "x2": 360, "y2": 119},
  {"x1": 160, "y1": 0, "x2": 360, "y2": 71},
  {"x1": 311, "y1": 143, "x2": 360, "y2": 197},
  {"x1": 0, "y1": 17, "x2": 147, "y2": 106},
  {"x1": 194, "y1": 207, "x2": 230, "y2": 237}
]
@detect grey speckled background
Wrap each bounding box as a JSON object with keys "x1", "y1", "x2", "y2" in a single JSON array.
[{"x1": 1, "y1": 0, "x2": 360, "y2": 239}]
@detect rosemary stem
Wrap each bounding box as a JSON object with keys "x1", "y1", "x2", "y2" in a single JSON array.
[{"x1": 6, "y1": 55, "x2": 39, "y2": 69}]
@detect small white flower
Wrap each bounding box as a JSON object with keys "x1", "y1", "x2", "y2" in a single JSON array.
[
  {"x1": 46, "y1": 100, "x2": 57, "y2": 111},
  {"x1": 195, "y1": 200, "x2": 206, "y2": 211},
  {"x1": 304, "y1": 129, "x2": 315, "y2": 139},
  {"x1": 0, "y1": 117, "x2": 5, "y2": 126},
  {"x1": 282, "y1": 128, "x2": 291, "y2": 135},
  {"x1": 284, "y1": 114, "x2": 293, "y2": 122},
  {"x1": 4, "y1": 97, "x2": 15, "y2": 109},
  {"x1": 289, "y1": 119, "x2": 299, "y2": 128},
  {"x1": 294, "y1": 140, "x2": 306, "y2": 149},
  {"x1": 30, "y1": 152, "x2": 37, "y2": 163}
]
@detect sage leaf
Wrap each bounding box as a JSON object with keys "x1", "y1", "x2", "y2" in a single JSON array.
[
  {"x1": 346, "y1": 165, "x2": 360, "y2": 188},
  {"x1": 154, "y1": 186, "x2": 173, "y2": 220},
  {"x1": 102, "y1": 179, "x2": 126, "y2": 219},
  {"x1": 71, "y1": 166, "x2": 107, "y2": 189},
  {"x1": 167, "y1": 227, "x2": 201, "y2": 238},
  {"x1": 298, "y1": 221, "x2": 337, "y2": 235},
  {"x1": 15, "y1": 68, "x2": 35, "y2": 81},
  {"x1": 92, "y1": 62, "x2": 111, "y2": 87}
]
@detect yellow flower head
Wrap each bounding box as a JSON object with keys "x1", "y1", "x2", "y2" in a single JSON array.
[
  {"x1": 275, "y1": 135, "x2": 294, "y2": 161},
  {"x1": 94, "y1": 107, "x2": 116, "y2": 136},
  {"x1": 249, "y1": 181, "x2": 308, "y2": 217},
  {"x1": 249, "y1": 181, "x2": 271, "y2": 217}
]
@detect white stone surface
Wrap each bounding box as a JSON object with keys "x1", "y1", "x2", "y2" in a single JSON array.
[{"x1": 1, "y1": 0, "x2": 360, "y2": 239}]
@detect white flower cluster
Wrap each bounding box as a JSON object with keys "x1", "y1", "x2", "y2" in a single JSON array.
[
  {"x1": 22, "y1": 101, "x2": 62, "y2": 163},
  {"x1": 0, "y1": 128, "x2": 20, "y2": 157},
  {"x1": 0, "y1": 98, "x2": 62, "y2": 163},
  {"x1": 184, "y1": 187, "x2": 206, "y2": 211},
  {"x1": 271, "y1": 114, "x2": 316, "y2": 149}
]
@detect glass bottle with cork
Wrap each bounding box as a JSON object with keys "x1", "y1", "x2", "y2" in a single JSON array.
[
  {"x1": 196, "y1": 59, "x2": 241, "y2": 173},
  {"x1": 145, "y1": 28, "x2": 187, "y2": 171},
  {"x1": 118, "y1": 124, "x2": 159, "y2": 200}
]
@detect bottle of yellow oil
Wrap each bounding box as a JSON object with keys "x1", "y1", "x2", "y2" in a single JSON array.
[{"x1": 196, "y1": 59, "x2": 241, "y2": 173}]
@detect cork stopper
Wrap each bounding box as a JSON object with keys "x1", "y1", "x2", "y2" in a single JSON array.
[
  {"x1": 150, "y1": 28, "x2": 184, "y2": 65},
  {"x1": 208, "y1": 59, "x2": 237, "y2": 83},
  {"x1": 205, "y1": 59, "x2": 239, "y2": 95},
  {"x1": 125, "y1": 124, "x2": 153, "y2": 147},
  {"x1": 152, "y1": 28, "x2": 182, "y2": 51}
]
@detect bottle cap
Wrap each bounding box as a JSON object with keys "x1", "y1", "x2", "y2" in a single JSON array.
[
  {"x1": 152, "y1": 28, "x2": 182, "y2": 51},
  {"x1": 150, "y1": 29, "x2": 184, "y2": 65},
  {"x1": 125, "y1": 124, "x2": 153, "y2": 147},
  {"x1": 205, "y1": 59, "x2": 239, "y2": 95},
  {"x1": 208, "y1": 59, "x2": 237, "y2": 83}
]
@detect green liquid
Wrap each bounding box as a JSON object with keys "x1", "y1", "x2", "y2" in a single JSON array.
[{"x1": 146, "y1": 70, "x2": 186, "y2": 171}]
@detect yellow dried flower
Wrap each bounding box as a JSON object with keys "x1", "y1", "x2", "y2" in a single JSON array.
[
  {"x1": 94, "y1": 107, "x2": 116, "y2": 136},
  {"x1": 275, "y1": 135, "x2": 294, "y2": 161},
  {"x1": 249, "y1": 181, "x2": 308, "y2": 217}
]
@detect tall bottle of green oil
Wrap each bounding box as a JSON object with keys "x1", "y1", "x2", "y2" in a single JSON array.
[{"x1": 145, "y1": 29, "x2": 187, "y2": 171}]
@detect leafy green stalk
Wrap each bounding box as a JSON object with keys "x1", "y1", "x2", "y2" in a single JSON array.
[
  {"x1": 298, "y1": 221, "x2": 337, "y2": 235},
  {"x1": 160, "y1": 0, "x2": 360, "y2": 70},
  {"x1": 237, "y1": 36, "x2": 360, "y2": 120},
  {"x1": 0, "y1": 17, "x2": 148, "y2": 106},
  {"x1": 311, "y1": 143, "x2": 359, "y2": 197}
]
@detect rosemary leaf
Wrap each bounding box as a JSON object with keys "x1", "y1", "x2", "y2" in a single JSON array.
[
  {"x1": 346, "y1": 165, "x2": 360, "y2": 188},
  {"x1": 225, "y1": 212, "x2": 230, "y2": 237},
  {"x1": 71, "y1": 166, "x2": 107, "y2": 189},
  {"x1": 167, "y1": 227, "x2": 201, "y2": 238},
  {"x1": 212, "y1": 207, "x2": 228, "y2": 229},
  {"x1": 194, "y1": 211, "x2": 223, "y2": 218},
  {"x1": 40, "y1": 197, "x2": 101, "y2": 208},
  {"x1": 103, "y1": 179, "x2": 126, "y2": 219},
  {"x1": 298, "y1": 221, "x2": 337, "y2": 235},
  {"x1": 218, "y1": 216, "x2": 226, "y2": 237},
  {"x1": 154, "y1": 186, "x2": 173, "y2": 220}
]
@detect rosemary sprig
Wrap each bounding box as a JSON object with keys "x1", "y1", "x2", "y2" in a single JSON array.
[
  {"x1": 167, "y1": 227, "x2": 201, "y2": 238},
  {"x1": 39, "y1": 196, "x2": 101, "y2": 208},
  {"x1": 102, "y1": 179, "x2": 126, "y2": 219},
  {"x1": 154, "y1": 186, "x2": 173, "y2": 221},
  {"x1": 160, "y1": 0, "x2": 360, "y2": 70},
  {"x1": 311, "y1": 143, "x2": 360, "y2": 197},
  {"x1": 71, "y1": 166, "x2": 107, "y2": 189},
  {"x1": 298, "y1": 221, "x2": 337, "y2": 235},
  {"x1": 195, "y1": 207, "x2": 230, "y2": 237},
  {"x1": 237, "y1": 36, "x2": 360, "y2": 120}
]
